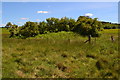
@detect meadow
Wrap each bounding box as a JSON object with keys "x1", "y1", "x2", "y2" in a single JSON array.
[{"x1": 1, "y1": 28, "x2": 119, "y2": 79}]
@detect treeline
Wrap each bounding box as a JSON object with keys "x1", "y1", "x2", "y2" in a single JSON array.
[
  {"x1": 101, "y1": 21, "x2": 119, "y2": 29},
  {"x1": 5, "y1": 16, "x2": 119, "y2": 39}
]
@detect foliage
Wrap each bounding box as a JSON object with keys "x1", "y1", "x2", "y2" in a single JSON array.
[
  {"x1": 9, "y1": 24, "x2": 19, "y2": 38},
  {"x1": 46, "y1": 17, "x2": 59, "y2": 32},
  {"x1": 5, "y1": 22, "x2": 13, "y2": 28},
  {"x1": 73, "y1": 16, "x2": 102, "y2": 37},
  {"x1": 15, "y1": 22, "x2": 39, "y2": 38},
  {"x1": 7, "y1": 16, "x2": 119, "y2": 39},
  {"x1": 101, "y1": 22, "x2": 119, "y2": 29}
]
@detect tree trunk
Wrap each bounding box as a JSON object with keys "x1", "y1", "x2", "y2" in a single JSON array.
[
  {"x1": 84, "y1": 35, "x2": 91, "y2": 43},
  {"x1": 88, "y1": 35, "x2": 91, "y2": 43},
  {"x1": 111, "y1": 35, "x2": 114, "y2": 42}
]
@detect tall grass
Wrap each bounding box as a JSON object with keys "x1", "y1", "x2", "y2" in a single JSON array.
[{"x1": 2, "y1": 28, "x2": 119, "y2": 78}]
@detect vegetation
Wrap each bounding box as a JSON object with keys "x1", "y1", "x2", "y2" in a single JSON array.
[
  {"x1": 101, "y1": 21, "x2": 119, "y2": 29},
  {"x1": 5, "y1": 22, "x2": 13, "y2": 29},
  {"x1": 5, "y1": 16, "x2": 119, "y2": 40},
  {"x1": 2, "y1": 15, "x2": 119, "y2": 79},
  {"x1": 2, "y1": 28, "x2": 119, "y2": 78},
  {"x1": 73, "y1": 16, "x2": 102, "y2": 43}
]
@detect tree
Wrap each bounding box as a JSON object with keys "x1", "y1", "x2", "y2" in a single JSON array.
[
  {"x1": 18, "y1": 21, "x2": 39, "y2": 38},
  {"x1": 74, "y1": 16, "x2": 102, "y2": 43},
  {"x1": 5, "y1": 22, "x2": 13, "y2": 29},
  {"x1": 9, "y1": 28, "x2": 14, "y2": 38},
  {"x1": 68, "y1": 18, "x2": 76, "y2": 31},
  {"x1": 38, "y1": 21, "x2": 47, "y2": 34},
  {"x1": 46, "y1": 17, "x2": 59, "y2": 32},
  {"x1": 9, "y1": 24, "x2": 19, "y2": 37},
  {"x1": 58, "y1": 17, "x2": 71, "y2": 31}
]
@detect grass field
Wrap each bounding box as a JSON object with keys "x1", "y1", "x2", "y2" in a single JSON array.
[{"x1": 2, "y1": 28, "x2": 119, "y2": 78}]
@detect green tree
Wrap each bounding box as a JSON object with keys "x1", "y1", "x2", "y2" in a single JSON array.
[
  {"x1": 46, "y1": 17, "x2": 59, "y2": 32},
  {"x1": 38, "y1": 21, "x2": 47, "y2": 34},
  {"x1": 74, "y1": 16, "x2": 102, "y2": 43},
  {"x1": 58, "y1": 17, "x2": 70, "y2": 31},
  {"x1": 68, "y1": 18, "x2": 76, "y2": 31},
  {"x1": 5, "y1": 22, "x2": 13, "y2": 29},
  {"x1": 9, "y1": 24, "x2": 19, "y2": 37},
  {"x1": 19, "y1": 21, "x2": 39, "y2": 38}
]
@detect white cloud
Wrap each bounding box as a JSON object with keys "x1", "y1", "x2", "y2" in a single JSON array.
[
  {"x1": 36, "y1": 19, "x2": 40, "y2": 21},
  {"x1": 21, "y1": 18, "x2": 29, "y2": 20},
  {"x1": 37, "y1": 11, "x2": 49, "y2": 14},
  {"x1": 85, "y1": 13, "x2": 93, "y2": 17}
]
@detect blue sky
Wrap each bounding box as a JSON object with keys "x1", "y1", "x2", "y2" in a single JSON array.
[
  {"x1": 2, "y1": 2, "x2": 118, "y2": 26},
  {"x1": 2, "y1": 0, "x2": 119, "y2": 2}
]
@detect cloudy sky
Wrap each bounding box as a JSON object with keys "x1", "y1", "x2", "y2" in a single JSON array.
[{"x1": 2, "y1": 2, "x2": 118, "y2": 26}]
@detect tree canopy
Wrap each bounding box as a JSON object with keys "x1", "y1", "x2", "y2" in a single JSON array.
[
  {"x1": 73, "y1": 16, "x2": 102, "y2": 37},
  {"x1": 5, "y1": 22, "x2": 13, "y2": 28},
  {"x1": 7, "y1": 16, "x2": 118, "y2": 39}
]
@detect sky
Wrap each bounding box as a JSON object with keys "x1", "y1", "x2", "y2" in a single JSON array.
[
  {"x1": 1, "y1": 2, "x2": 118, "y2": 26},
  {"x1": 1, "y1": 0, "x2": 119, "y2": 2}
]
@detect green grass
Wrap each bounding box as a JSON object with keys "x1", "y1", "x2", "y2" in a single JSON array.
[
  {"x1": 2, "y1": 28, "x2": 119, "y2": 78},
  {"x1": 101, "y1": 29, "x2": 119, "y2": 34},
  {"x1": 1, "y1": 28, "x2": 10, "y2": 34}
]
